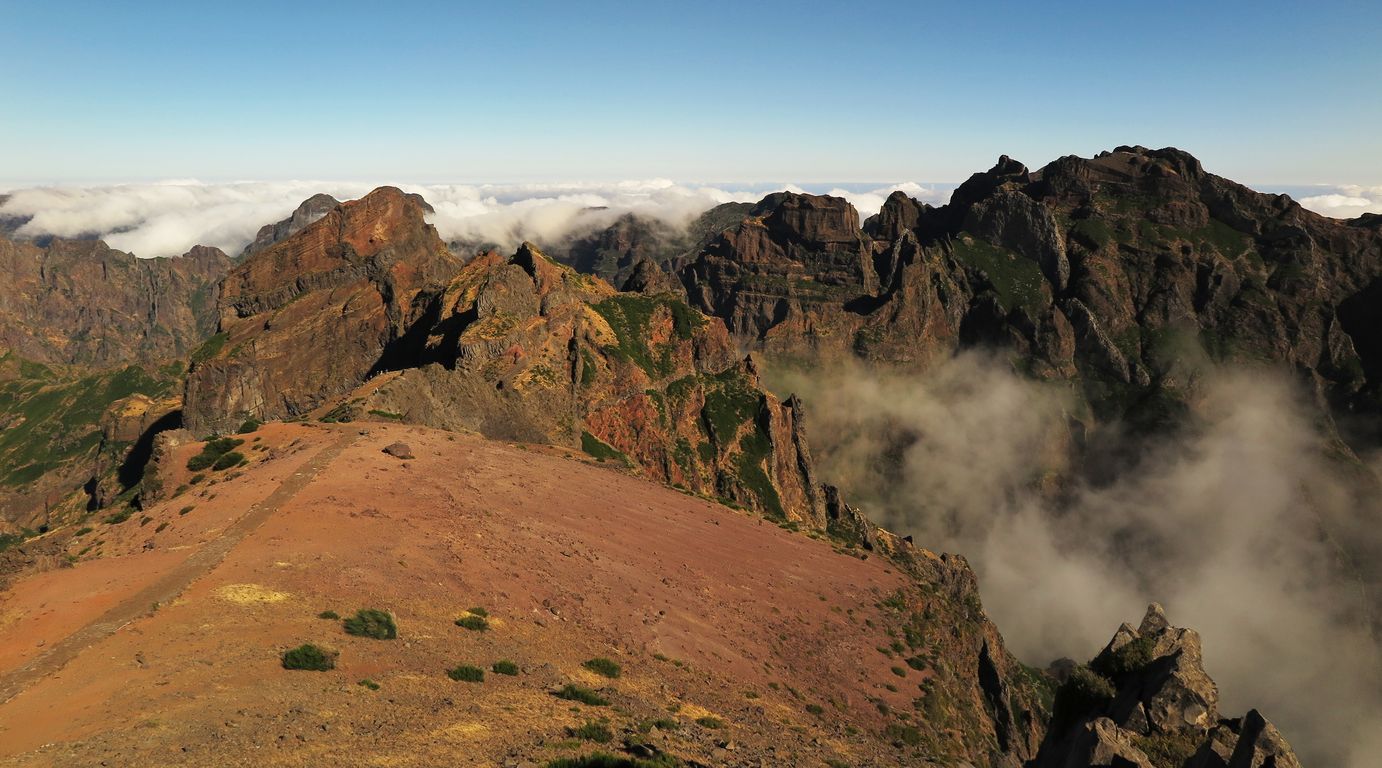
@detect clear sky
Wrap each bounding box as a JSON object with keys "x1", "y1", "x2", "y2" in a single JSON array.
[{"x1": 2, "y1": 0, "x2": 1379, "y2": 185}]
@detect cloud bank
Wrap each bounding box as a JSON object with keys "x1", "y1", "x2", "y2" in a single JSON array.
[
  {"x1": 766, "y1": 353, "x2": 1382, "y2": 768},
  {"x1": 0, "y1": 180, "x2": 943, "y2": 259},
  {"x1": 1298, "y1": 185, "x2": 1382, "y2": 219}
]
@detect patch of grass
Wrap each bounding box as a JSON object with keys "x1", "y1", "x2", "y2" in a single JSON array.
[
  {"x1": 491, "y1": 660, "x2": 519, "y2": 676},
  {"x1": 567, "y1": 721, "x2": 613, "y2": 743},
  {"x1": 210, "y1": 451, "x2": 246, "y2": 471},
  {"x1": 318, "y1": 610, "x2": 340, "y2": 620},
  {"x1": 1051, "y1": 665, "x2": 1116, "y2": 732},
  {"x1": 236, "y1": 419, "x2": 262, "y2": 434},
  {"x1": 154, "y1": 521, "x2": 169, "y2": 533},
  {"x1": 694, "y1": 716, "x2": 723, "y2": 729},
  {"x1": 1090, "y1": 634, "x2": 1158, "y2": 680},
  {"x1": 281, "y1": 644, "x2": 336, "y2": 671},
  {"x1": 466, "y1": 606, "x2": 488, "y2": 617},
  {"x1": 580, "y1": 431, "x2": 629, "y2": 465},
  {"x1": 74, "y1": 526, "x2": 93, "y2": 537},
  {"x1": 190, "y1": 332, "x2": 228, "y2": 364},
  {"x1": 951, "y1": 234, "x2": 1049, "y2": 315},
  {"x1": 590, "y1": 294, "x2": 704, "y2": 378},
  {"x1": 342, "y1": 608, "x2": 397, "y2": 639},
  {"x1": 890, "y1": 665, "x2": 907, "y2": 678},
  {"x1": 178, "y1": 505, "x2": 194, "y2": 515},
  {"x1": 545, "y1": 754, "x2": 680, "y2": 768},
  {"x1": 447, "y1": 665, "x2": 484, "y2": 682},
  {"x1": 455, "y1": 614, "x2": 489, "y2": 631},
  {"x1": 553, "y1": 684, "x2": 610, "y2": 706},
  {"x1": 367, "y1": 409, "x2": 404, "y2": 421},
  {"x1": 582, "y1": 657, "x2": 621, "y2": 679},
  {"x1": 186, "y1": 437, "x2": 244, "y2": 471},
  {"x1": 358, "y1": 678, "x2": 380, "y2": 690},
  {"x1": 885, "y1": 723, "x2": 923, "y2": 747},
  {"x1": 805, "y1": 703, "x2": 824, "y2": 715}
]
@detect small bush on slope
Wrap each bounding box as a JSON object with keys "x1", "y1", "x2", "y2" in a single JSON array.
[
  {"x1": 282, "y1": 644, "x2": 335, "y2": 671},
  {"x1": 343, "y1": 608, "x2": 397, "y2": 639}
]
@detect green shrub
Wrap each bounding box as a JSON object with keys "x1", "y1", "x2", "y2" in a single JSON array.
[
  {"x1": 74, "y1": 526, "x2": 93, "y2": 536},
  {"x1": 455, "y1": 614, "x2": 488, "y2": 631},
  {"x1": 492, "y1": 660, "x2": 519, "y2": 676},
  {"x1": 885, "y1": 724, "x2": 923, "y2": 746},
  {"x1": 282, "y1": 644, "x2": 335, "y2": 671},
  {"x1": 545, "y1": 754, "x2": 680, "y2": 768},
  {"x1": 154, "y1": 521, "x2": 169, "y2": 533},
  {"x1": 582, "y1": 657, "x2": 621, "y2": 679},
  {"x1": 318, "y1": 610, "x2": 340, "y2": 620},
  {"x1": 466, "y1": 606, "x2": 488, "y2": 617},
  {"x1": 343, "y1": 608, "x2": 397, "y2": 639},
  {"x1": 890, "y1": 665, "x2": 907, "y2": 677},
  {"x1": 567, "y1": 721, "x2": 613, "y2": 743},
  {"x1": 358, "y1": 678, "x2": 380, "y2": 690},
  {"x1": 211, "y1": 451, "x2": 246, "y2": 471},
  {"x1": 179, "y1": 505, "x2": 194, "y2": 515},
  {"x1": 636, "y1": 718, "x2": 679, "y2": 732},
  {"x1": 805, "y1": 703, "x2": 824, "y2": 715},
  {"x1": 694, "y1": 716, "x2": 723, "y2": 729},
  {"x1": 186, "y1": 437, "x2": 244, "y2": 471},
  {"x1": 1090, "y1": 635, "x2": 1158, "y2": 680},
  {"x1": 553, "y1": 684, "x2": 609, "y2": 706},
  {"x1": 447, "y1": 665, "x2": 484, "y2": 682},
  {"x1": 236, "y1": 419, "x2": 262, "y2": 434},
  {"x1": 1051, "y1": 665, "x2": 1116, "y2": 732}
]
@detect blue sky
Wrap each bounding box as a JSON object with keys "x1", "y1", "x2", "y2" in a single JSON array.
[{"x1": 2, "y1": 0, "x2": 1379, "y2": 185}]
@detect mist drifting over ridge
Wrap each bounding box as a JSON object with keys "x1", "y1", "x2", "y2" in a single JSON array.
[{"x1": 765, "y1": 352, "x2": 1382, "y2": 768}]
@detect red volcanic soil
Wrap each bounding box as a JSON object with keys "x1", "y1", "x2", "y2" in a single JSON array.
[{"x1": 0, "y1": 422, "x2": 925, "y2": 767}]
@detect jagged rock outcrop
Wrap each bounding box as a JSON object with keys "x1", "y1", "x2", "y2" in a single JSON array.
[
  {"x1": 239, "y1": 193, "x2": 340, "y2": 258},
  {"x1": 679, "y1": 147, "x2": 1382, "y2": 431},
  {"x1": 349, "y1": 242, "x2": 833, "y2": 524},
  {"x1": 182, "y1": 187, "x2": 461, "y2": 434},
  {"x1": 553, "y1": 203, "x2": 755, "y2": 288},
  {"x1": 1032, "y1": 604, "x2": 1300, "y2": 768},
  {"x1": 0, "y1": 235, "x2": 229, "y2": 366}
]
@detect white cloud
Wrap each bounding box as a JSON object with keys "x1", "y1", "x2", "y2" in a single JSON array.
[
  {"x1": 0, "y1": 178, "x2": 966, "y2": 260},
  {"x1": 1299, "y1": 184, "x2": 1382, "y2": 219},
  {"x1": 826, "y1": 182, "x2": 951, "y2": 221},
  {"x1": 0, "y1": 180, "x2": 813, "y2": 259}
]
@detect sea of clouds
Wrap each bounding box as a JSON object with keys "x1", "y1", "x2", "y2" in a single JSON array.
[{"x1": 0, "y1": 179, "x2": 951, "y2": 259}]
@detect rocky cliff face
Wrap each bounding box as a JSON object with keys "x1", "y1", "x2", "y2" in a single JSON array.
[
  {"x1": 1034, "y1": 604, "x2": 1300, "y2": 768},
  {"x1": 183, "y1": 187, "x2": 461, "y2": 434},
  {"x1": 0, "y1": 235, "x2": 230, "y2": 367},
  {"x1": 238, "y1": 193, "x2": 340, "y2": 259},
  {"x1": 680, "y1": 147, "x2": 1382, "y2": 435}
]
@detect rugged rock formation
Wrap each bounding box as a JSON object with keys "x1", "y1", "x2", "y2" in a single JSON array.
[
  {"x1": 184, "y1": 190, "x2": 858, "y2": 527},
  {"x1": 1033, "y1": 604, "x2": 1300, "y2": 768},
  {"x1": 183, "y1": 186, "x2": 461, "y2": 434},
  {"x1": 680, "y1": 146, "x2": 1382, "y2": 432},
  {"x1": 554, "y1": 203, "x2": 754, "y2": 287},
  {"x1": 0, "y1": 235, "x2": 229, "y2": 367},
  {"x1": 238, "y1": 193, "x2": 340, "y2": 259}
]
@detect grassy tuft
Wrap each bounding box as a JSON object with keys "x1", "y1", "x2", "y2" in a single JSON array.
[
  {"x1": 553, "y1": 684, "x2": 610, "y2": 706},
  {"x1": 581, "y1": 657, "x2": 621, "y2": 679},
  {"x1": 447, "y1": 665, "x2": 485, "y2": 683},
  {"x1": 282, "y1": 644, "x2": 335, "y2": 671},
  {"x1": 342, "y1": 608, "x2": 397, "y2": 639}
]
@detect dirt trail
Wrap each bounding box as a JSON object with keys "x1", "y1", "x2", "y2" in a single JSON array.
[{"x1": 0, "y1": 430, "x2": 356, "y2": 706}]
